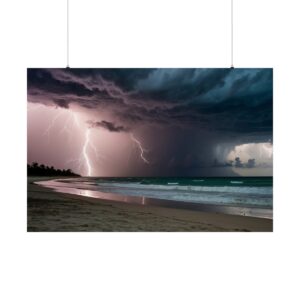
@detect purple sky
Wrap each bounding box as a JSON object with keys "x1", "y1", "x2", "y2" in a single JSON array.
[{"x1": 27, "y1": 68, "x2": 273, "y2": 177}]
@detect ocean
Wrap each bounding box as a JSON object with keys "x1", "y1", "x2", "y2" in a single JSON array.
[
  {"x1": 95, "y1": 177, "x2": 273, "y2": 208},
  {"x1": 36, "y1": 177, "x2": 273, "y2": 218}
]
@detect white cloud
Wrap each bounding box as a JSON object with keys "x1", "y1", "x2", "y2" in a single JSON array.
[{"x1": 227, "y1": 142, "x2": 273, "y2": 167}]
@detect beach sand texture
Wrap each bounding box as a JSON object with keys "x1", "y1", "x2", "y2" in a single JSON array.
[{"x1": 27, "y1": 177, "x2": 273, "y2": 232}]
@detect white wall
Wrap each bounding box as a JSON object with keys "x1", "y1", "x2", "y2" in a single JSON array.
[{"x1": 1, "y1": 1, "x2": 300, "y2": 300}]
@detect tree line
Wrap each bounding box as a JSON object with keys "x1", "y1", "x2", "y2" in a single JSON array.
[{"x1": 27, "y1": 162, "x2": 80, "y2": 177}]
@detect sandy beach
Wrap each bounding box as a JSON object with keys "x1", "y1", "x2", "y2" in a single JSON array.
[{"x1": 27, "y1": 177, "x2": 273, "y2": 232}]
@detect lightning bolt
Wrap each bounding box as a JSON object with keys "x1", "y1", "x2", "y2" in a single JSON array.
[
  {"x1": 43, "y1": 110, "x2": 64, "y2": 142},
  {"x1": 83, "y1": 129, "x2": 92, "y2": 176},
  {"x1": 37, "y1": 106, "x2": 104, "y2": 176},
  {"x1": 130, "y1": 133, "x2": 149, "y2": 164},
  {"x1": 64, "y1": 127, "x2": 95, "y2": 177},
  {"x1": 90, "y1": 137, "x2": 107, "y2": 162},
  {"x1": 65, "y1": 124, "x2": 96, "y2": 177},
  {"x1": 59, "y1": 113, "x2": 73, "y2": 137}
]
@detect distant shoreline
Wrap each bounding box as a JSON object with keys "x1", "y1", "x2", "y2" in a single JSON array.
[{"x1": 27, "y1": 176, "x2": 273, "y2": 232}]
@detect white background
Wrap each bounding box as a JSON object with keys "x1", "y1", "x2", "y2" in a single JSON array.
[{"x1": 0, "y1": 0, "x2": 299, "y2": 299}]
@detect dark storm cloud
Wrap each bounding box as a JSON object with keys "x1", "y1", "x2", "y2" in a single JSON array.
[
  {"x1": 234, "y1": 157, "x2": 244, "y2": 168},
  {"x1": 27, "y1": 68, "x2": 272, "y2": 176},
  {"x1": 246, "y1": 159, "x2": 256, "y2": 168},
  {"x1": 27, "y1": 68, "x2": 272, "y2": 137},
  {"x1": 53, "y1": 99, "x2": 70, "y2": 109},
  {"x1": 27, "y1": 69, "x2": 94, "y2": 97},
  {"x1": 233, "y1": 157, "x2": 256, "y2": 168},
  {"x1": 87, "y1": 120, "x2": 129, "y2": 133},
  {"x1": 135, "y1": 68, "x2": 231, "y2": 102},
  {"x1": 27, "y1": 68, "x2": 127, "y2": 112}
]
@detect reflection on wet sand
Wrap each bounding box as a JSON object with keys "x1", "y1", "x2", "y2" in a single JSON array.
[{"x1": 37, "y1": 179, "x2": 147, "y2": 205}]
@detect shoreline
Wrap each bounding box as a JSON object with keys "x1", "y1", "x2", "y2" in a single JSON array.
[
  {"x1": 36, "y1": 178, "x2": 273, "y2": 219},
  {"x1": 27, "y1": 177, "x2": 273, "y2": 232}
]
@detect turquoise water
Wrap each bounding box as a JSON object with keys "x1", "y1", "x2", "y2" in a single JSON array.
[
  {"x1": 97, "y1": 177, "x2": 272, "y2": 187},
  {"x1": 95, "y1": 177, "x2": 273, "y2": 208}
]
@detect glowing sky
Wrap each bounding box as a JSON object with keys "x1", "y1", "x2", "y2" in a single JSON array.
[{"x1": 27, "y1": 68, "x2": 273, "y2": 177}]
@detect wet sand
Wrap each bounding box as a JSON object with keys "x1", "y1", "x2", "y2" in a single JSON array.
[{"x1": 27, "y1": 177, "x2": 273, "y2": 232}]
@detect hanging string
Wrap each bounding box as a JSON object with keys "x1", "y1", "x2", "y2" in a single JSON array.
[
  {"x1": 66, "y1": 1, "x2": 234, "y2": 68},
  {"x1": 67, "y1": 0, "x2": 70, "y2": 68},
  {"x1": 231, "y1": 0, "x2": 234, "y2": 68}
]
